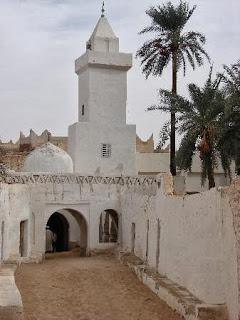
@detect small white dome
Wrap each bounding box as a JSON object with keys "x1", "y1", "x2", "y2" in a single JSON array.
[{"x1": 23, "y1": 142, "x2": 73, "y2": 173}]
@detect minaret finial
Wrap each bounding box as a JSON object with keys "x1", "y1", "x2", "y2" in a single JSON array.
[{"x1": 101, "y1": 1, "x2": 105, "y2": 17}]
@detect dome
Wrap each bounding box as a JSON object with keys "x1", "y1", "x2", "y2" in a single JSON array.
[{"x1": 23, "y1": 142, "x2": 73, "y2": 174}]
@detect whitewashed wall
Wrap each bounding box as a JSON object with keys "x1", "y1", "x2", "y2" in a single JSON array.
[
  {"x1": 120, "y1": 177, "x2": 240, "y2": 320},
  {"x1": 0, "y1": 179, "x2": 122, "y2": 262},
  {"x1": 0, "y1": 183, "x2": 31, "y2": 262}
]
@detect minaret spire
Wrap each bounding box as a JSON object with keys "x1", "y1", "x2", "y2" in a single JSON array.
[{"x1": 101, "y1": 1, "x2": 105, "y2": 17}]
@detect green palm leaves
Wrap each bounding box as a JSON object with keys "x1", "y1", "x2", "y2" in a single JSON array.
[
  {"x1": 136, "y1": 1, "x2": 209, "y2": 176},
  {"x1": 154, "y1": 64, "x2": 240, "y2": 189},
  {"x1": 136, "y1": 1, "x2": 209, "y2": 80}
]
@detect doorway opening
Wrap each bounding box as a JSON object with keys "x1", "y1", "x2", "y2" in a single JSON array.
[{"x1": 99, "y1": 209, "x2": 118, "y2": 243}]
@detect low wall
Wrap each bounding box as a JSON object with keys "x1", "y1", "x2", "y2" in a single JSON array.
[
  {"x1": 0, "y1": 265, "x2": 23, "y2": 320},
  {"x1": 0, "y1": 183, "x2": 31, "y2": 262},
  {"x1": 120, "y1": 252, "x2": 228, "y2": 320}
]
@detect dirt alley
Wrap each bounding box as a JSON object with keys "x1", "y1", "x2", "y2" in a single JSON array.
[{"x1": 15, "y1": 252, "x2": 181, "y2": 320}]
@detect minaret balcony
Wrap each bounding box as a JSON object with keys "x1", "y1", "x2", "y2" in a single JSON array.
[{"x1": 75, "y1": 50, "x2": 132, "y2": 75}]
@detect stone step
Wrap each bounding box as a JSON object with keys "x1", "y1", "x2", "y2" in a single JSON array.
[{"x1": 119, "y1": 252, "x2": 228, "y2": 320}]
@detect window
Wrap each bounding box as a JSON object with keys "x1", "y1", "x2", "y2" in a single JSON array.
[
  {"x1": 131, "y1": 223, "x2": 135, "y2": 253},
  {"x1": 82, "y1": 105, "x2": 85, "y2": 116},
  {"x1": 101, "y1": 144, "x2": 112, "y2": 158},
  {"x1": 19, "y1": 220, "x2": 28, "y2": 257},
  {"x1": 86, "y1": 41, "x2": 92, "y2": 50},
  {"x1": 1, "y1": 221, "x2": 4, "y2": 261}
]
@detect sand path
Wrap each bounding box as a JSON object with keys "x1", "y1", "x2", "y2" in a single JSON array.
[{"x1": 15, "y1": 252, "x2": 181, "y2": 320}]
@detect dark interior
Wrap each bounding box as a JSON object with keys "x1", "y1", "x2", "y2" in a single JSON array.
[{"x1": 47, "y1": 212, "x2": 69, "y2": 252}]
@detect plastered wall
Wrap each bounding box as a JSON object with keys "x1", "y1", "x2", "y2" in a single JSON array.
[
  {"x1": 120, "y1": 176, "x2": 240, "y2": 320},
  {"x1": 0, "y1": 183, "x2": 31, "y2": 261}
]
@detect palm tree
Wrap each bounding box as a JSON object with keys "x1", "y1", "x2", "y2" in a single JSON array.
[
  {"x1": 155, "y1": 69, "x2": 228, "y2": 189},
  {"x1": 136, "y1": 1, "x2": 210, "y2": 176},
  {"x1": 219, "y1": 60, "x2": 240, "y2": 175}
]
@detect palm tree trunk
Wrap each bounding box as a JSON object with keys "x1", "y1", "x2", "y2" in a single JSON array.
[
  {"x1": 207, "y1": 154, "x2": 215, "y2": 189},
  {"x1": 170, "y1": 52, "x2": 177, "y2": 176},
  {"x1": 236, "y1": 154, "x2": 240, "y2": 176},
  {"x1": 207, "y1": 167, "x2": 215, "y2": 189}
]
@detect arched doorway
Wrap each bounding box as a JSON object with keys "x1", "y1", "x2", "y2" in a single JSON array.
[
  {"x1": 99, "y1": 209, "x2": 119, "y2": 243},
  {"x1": 47, "y1": 212, "x2": 69, "y2": 252},
  {"x1": 46, "y1": 209, "x2": 88, "y2": 256}
]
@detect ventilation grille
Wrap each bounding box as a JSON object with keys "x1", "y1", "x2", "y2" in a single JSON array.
[{"x1": 101, "y1": 144, "x2": 112, "y2": 158}]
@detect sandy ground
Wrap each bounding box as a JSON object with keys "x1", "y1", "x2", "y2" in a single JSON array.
[{"x1": 15, "y1": 252, "x2": 181, "y2": 320}]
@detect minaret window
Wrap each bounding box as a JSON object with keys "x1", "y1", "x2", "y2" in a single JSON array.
[
  {"x1": 86, "y1": 41, "x2": 92, "y2": 50},
  {"x1": 82, "y1": 105, "x2": 85, "y2": 116},
  {"x1": 101, "y1": 144, "x2": 112, "y2": 158}
]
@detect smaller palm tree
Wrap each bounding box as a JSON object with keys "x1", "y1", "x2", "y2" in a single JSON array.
[
  {"x1": 222, "y1": 60, "x2": 240, "y2": 97},
  {"x1": 136, "y1": 1, "x2": 210, "y2": 176},
  {"x1": 153, "y1": 69, "x2": 228, "y2": 189},
  {"x1": 219, "y1": 60, "x2": 240, "y2": 175}
]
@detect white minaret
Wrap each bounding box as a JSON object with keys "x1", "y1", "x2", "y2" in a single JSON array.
[{"x1": 68, "y1": 8, "x2": 136, "y2": 176}]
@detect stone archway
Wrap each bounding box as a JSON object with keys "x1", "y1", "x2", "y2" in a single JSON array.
[
  {"x1": 47, "y1": 212, "x2": 69, "y2": 252},
  {"x1": 46, "y1": 208, "x2": 88, "y2": 257}
]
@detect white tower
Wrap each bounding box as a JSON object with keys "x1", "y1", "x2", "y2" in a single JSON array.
[{"x1": 68, "y1": 10, "x2": 136, "y2": 176}]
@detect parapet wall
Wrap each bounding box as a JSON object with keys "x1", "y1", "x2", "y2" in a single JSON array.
[{"x1": 0, "y1": 130, "x2": 68, "y2": 171}]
